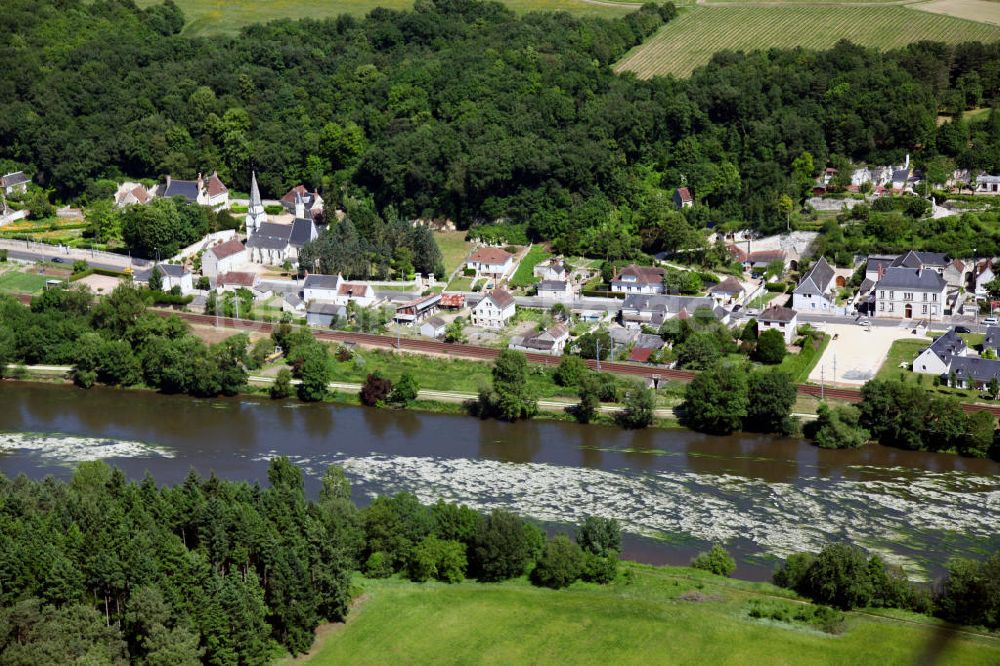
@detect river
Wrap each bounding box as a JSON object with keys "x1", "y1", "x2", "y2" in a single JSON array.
[{"x1": 1, "y1": 382, "x2": 998, "y2": 582}]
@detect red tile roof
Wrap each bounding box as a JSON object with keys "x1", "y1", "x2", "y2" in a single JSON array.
[
  {"x1": 218, "y1": 271, "x2": 257, "y2": 287},
  {"x1": 675, "y1": 187, "x2": 693, "y2": 203},
  {"x1": 439, "y1": 293, "x2": 465, "y2": 308},
  {"x1": 209, "y1": 238, "x2": 245, "y2": 260},
  {"x1": 709, "y1": 276, "x2": 743, "y2": 294},
  {"x1": 281, "y1": 185, "x2": 309, "y2": 205},
  {"x1": 205, "y1": 171, "x2": 227, "y2": 197},
  {"x1": 470, "y1": 247, "x2": 513, "y2": 265},
  {"x1": 614, "y1": 264, "x2": 665, "y2": 285},
  {"x1": 131, "y1": 186, "x2": 150, "y2": 203},
  {"x1": 485, "y1": 288, "x2": 515, "y2": 308},
  {"x1": 628, "y1": 347, "x2": 654, "y2": 363},
  {"x1": 338, "y1": 283, "x2": 371, "y2": 297}
]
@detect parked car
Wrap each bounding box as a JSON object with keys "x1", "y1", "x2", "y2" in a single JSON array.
[
  {"x1": 984, "y1": 317, "x2": 998, "y2": 326},
  {"x1": 955, "y1": 326, "x2": 972, "y2": 334},
  {"x1": 51, "y1": 256, "x2": 66, "y2": 263}
]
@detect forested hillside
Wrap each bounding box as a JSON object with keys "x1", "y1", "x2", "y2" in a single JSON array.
[{"x1": 2, "y1": 0, "x2": 1000, "y2": 253}]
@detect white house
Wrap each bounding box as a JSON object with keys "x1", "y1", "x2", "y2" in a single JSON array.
[
  {"x1": 976, "y1": 174, "x2": 1000, "y2": 194},
  {"x1": 281, "y1": 185, "x2": 325, "y2": 220},
  {"x1": 202, "y1": 238, "x2": 247, "y2": 277},
  {"x1": 508, "y1": 324, "x2": 569, "y2": 356},
  {"x1": 610, "y1": 264, "x2": 665, "y2": 294},
  {"x1": 216, "y1": 271, "x2": 260, "y2": 293},
  {"x1": 708, "y1": 276, "x2": 744, "y2": 305},
  {"x1": 472, "y1": 288, "x2": 515, "y2": 329},
  {"x1": 537, "y1": 279, "x2": 573, "y2": 302},
  {"x1": 913, "y1": 328, "x2": 967, "y2": 375},
  {"x1": 467, "y1": 247, "x2": 514, "y2": 278},
  {"x1": 792, "y1": 256, "x2": 837, "y2": 311},
  {"x1": 971, "y1": 259, "x2": 995, "y2": 296},
  {"x1": 420, "y1": 316, "x2": 448, "y2": 339},
  {"x1": 136, "y1": 263, "x2": 194, "y2": 294},
  {"x1": 620, "y1": 294, "x2": 721, "y2": 329},
  {"x1": 114, "y1": 182, "x2": 154, "y2": 208},
  {"x1": 306, "y1": 302, "x2": 346, "y2": 328},
  {"x1": 757, "y1": 305, "x2": 798, "y2": 344},
  {"x1": 302, "y1": 273, "x2": 375, "y2": 308},
  {"x1": 873, "y1": 267, "x2": 947, "y2": 320},
  {"x1": 534, "y1": 258, "x2": 568, "y2": 282},
  {"x1": 673, "y1": 187, "x2": 693, "y2": 209},
  {"x1": 1, "y1": 171, "x2": 29, "y2": 196}
]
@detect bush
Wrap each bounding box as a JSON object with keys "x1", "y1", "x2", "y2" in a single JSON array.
[
  {"x1": 764, "y1": 282, "x2": 786, "y2": 292},
  {"x1": 576, "y1": 516, "x2": 621, "y2": 557},
  {"x1": 472, "y1": 510, "x2": 541, "y2": 582},
  {"x1": 553, "y1": 355, "x2": 588, "y2": 387},
  {"x1": 389, "y1": 372, "x2": 420, "y2": 406},
  {"x1": 360, "y1": 371, "x2": 393, "y2": 407},
  {"x1": 270, "y1": 368, "x2": 294, "y2": 399},
  {"x1": 617, "y1": 383, "x2": 655, "y2": 429},
  {"x1": 803, "y1": 543, "x2": 874, "y2": 610},
  {"x1": 407, "y1": 536, "x2": 468, "y2": 583},
  {"x1": 580, "y1": 552, "x2": 619, "y2": 584},
  {"x1": 773, "y1": 552, "x2": 815, "y2": 591},
  {"x1": 690, "y1": 544, "x2": 736, "y2": 577},
  {"x1": 754, "y1": 328, "x2": 786, "y2": 364},
  {"x1": 531, "y1": 534, "x2": 584, "y2": 589},
  {"x1": 364, "y1": 551, "x2": 394, "y2": 578},
  {"x1": 803, "y1": 403, "x2": 869, "y2": 449}
]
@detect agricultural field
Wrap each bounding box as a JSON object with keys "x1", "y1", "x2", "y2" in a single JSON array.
[
  {"x1": 616, "y1": 6, "x2": 1000, "y2": 79},
  {"x1": 134, "y1": 0, "x2": 632, "y2": 36},
  {"x1": 298, "y1": 565, "x2": 1000, "y2": 665},
  {"x1": 913, "y1": 0, "x2": 1000, "y2": 26}
]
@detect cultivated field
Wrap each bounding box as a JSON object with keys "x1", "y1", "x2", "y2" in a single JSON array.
[
  {"x1": 913, "y1": 0, "x2": 1000, "y2": 26},
  {"x1": 298, "y1": 565, "x2": 1000, "y2": 665},
  {"x1": 135, "y1": 0, "x2": 632, "y2": 35},
  {"x1": 616, "y1": 6, "x2": 1000, "y2": 78}
]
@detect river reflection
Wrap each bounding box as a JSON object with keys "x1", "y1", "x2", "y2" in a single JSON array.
[{"x1": 1, "y1": 381, "x2": 998, "y2": 581}]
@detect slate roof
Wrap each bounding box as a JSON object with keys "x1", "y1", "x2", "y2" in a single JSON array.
[
  {"x1": 949, "y1": 356, "x2": 1000, "y2": 383},
  {"x1": 926, "y1": 329, "x2": 967, "y2": 361},
  {"x1": 1, "y1": 171, "x2": 29, "y2": 188},
  {"x1": 246, "y1": 222, "x2": 292, "y2": 250},
  {"x1": 283, "y1": 293, "x2": 304, "y2": 308},
  {"x1": 892, "y1": 168, "x2": 910, "y2": 184},
  {"x1": 759, "y1": 305, "x2": 797, "y2": 323},
  {"x1": 794, "y1": 256, "x2": 835, "y2": 296},
  {"x1": 538, "y1": 280, "x2": 569, "y2": 291},
  {"x1": 208, "y1": 238, "x2": 246, "y2": 260},
  {"x1": 423, "y1": 315, "x2": 447, "y2": 329},
  {"x1": 892, "y1": 250, "x2": 949, "y2": 269},
  {"x1": 289, "y1": 218, "x2": 315, "y2": 248},
  {"x1": 470, "y1": 247, "x2": 514, "y2": 265},
  {"x1": 622, "y1": 294, "x2": 715, "y2": 314},
  {"x1": 163, "y1": 179, "x2": 199, "y2": 202},
  {"x1": 308, "y1": 301, "x2": 346, "y2": 316},
  {"x1": 304, "y1": 274, "x2": 341, "y2": 291},
  {"x1": 156, "y1": 263, "x2": 189, "y2": 278},
  {"x1": 875, "y1": 267, "x2": 946, "y2": 291},
  {"x1": 984, "y1": 326, "x2": 1000, "y2": 350}
]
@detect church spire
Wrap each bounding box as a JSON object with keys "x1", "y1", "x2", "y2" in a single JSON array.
[
  {"x1": 249, "y1": 171, "x2": 262, "y2": 210},
  {"x1": 245, "y1": 170, "x2": 267, "y2": 234}
]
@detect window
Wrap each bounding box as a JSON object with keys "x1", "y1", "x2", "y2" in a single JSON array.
[
  {"x1": 921, "y1": 304, "x2": 927, "y2": 314},
  {"x1": 904, "y1": 292, "x2": 913, "y2": 301},
  {"x1": 923, "y1": 293, "x2": 928, "y2": 301},
  {"x1": 879, "y1": 291, "x2": 885, "y2": 299},
  {"x1": 889, "y1": 303, "x2": 894, "y2": 312},
  {"x1": 879, "y1": 302, "x2": 885, "y2": 311},
  {"x1": 932, "y1": 293, "x2": 938, "y2": 302}
]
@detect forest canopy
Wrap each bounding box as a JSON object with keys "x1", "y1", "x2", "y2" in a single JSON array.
[{"x1": 2, "y1": 0, "x2": 1000, "y2": 255}]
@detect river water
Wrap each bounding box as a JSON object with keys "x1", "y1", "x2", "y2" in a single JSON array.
[{"x1": 1, "y1": 382, "x2": 998, "y2": 581}]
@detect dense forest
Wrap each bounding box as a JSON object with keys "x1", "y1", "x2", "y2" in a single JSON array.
[
  {"x1": 0, "y1": 460, "x2": 622, "y2": 663},
  {"x1": 3, "y1": 0, "x2": 1000, "y2": 258}
]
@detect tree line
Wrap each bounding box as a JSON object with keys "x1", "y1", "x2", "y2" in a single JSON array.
[
  {"x1": 0, "y1": 459, "x2": 622, "y2": 663},
  {"x1": 4, "y1": 0, "x2": 1000, "y2": 259}
]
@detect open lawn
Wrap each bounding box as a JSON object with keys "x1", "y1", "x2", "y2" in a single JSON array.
[
  {"x1": 877, "y1": 339, "x2": 931, "y2": 380},
  {"x1": 0, "y1": 270, "x2": 52, "y2": 294},
  {"x1": 615, "y1": 6, "x2": 1000, "y2": 78},
  {"x1": 298, "y1": 565, "x2": 1000, "y2": 665},
  {"x1": 434, "y1": 230, "x2": 472, "y2": 278},
  {"x1": 135, "y1": 0, "x2": 632, "y2": 36},
  {"x1": 510, "y1": 244, "x2": 551, "y2": 288}
]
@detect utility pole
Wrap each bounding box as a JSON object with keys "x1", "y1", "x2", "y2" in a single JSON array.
[
  {"x1": 596, "y1": 338, "x2": 602, "y2": 372},
  {"x1": 821, "y1": 364, "x2": 825, "y2": 401}
]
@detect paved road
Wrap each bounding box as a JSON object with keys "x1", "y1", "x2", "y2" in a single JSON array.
[{"x1": 0, "y1": 240, "x2": 151, "y2": 271}]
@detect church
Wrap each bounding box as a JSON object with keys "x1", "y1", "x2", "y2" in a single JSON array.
[{"x1": 244, "y1": 172, "x2": 318, "y2": 265}]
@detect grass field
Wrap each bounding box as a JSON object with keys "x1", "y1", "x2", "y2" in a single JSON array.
[
  {"x1": 510, "y1": 244, "x2": 551, "y2": 288},
  {"x1": 780, "y1": 332, "x2": 830, "y2": 383},
  {"x1": 135, "y1": 0, "x2": 631, "y2": 36},
  {"x1": 616, "y1": 5, "x2": 1000, "y2": 78},
  {"x1": 0, "y1": 270, "x2": 52, "y2": 294},
  {"x1": 433, "y1": 230, "x2": 472, "y2": 278},
  {"x1": 299, "y1": 564, "x2": 1000, "y2": 665},
  {"x1": 877, "y1": 339, "x2": 930, "y2": 380}
]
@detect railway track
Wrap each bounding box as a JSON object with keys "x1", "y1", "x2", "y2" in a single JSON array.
[{"x1": 12, "y1": 296, "x2": 1000, "y2": 417}]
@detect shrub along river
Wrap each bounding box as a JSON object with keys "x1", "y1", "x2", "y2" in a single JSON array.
[{"x1": 1, "y1": 382, "x2": 998, "y2": 582}]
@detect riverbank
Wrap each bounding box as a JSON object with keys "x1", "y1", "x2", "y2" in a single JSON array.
[
  {"x1": 1, "y1": 381, "x2": 997, "y2": 582},
  {"x1": 288, "y1": 563, "x2": 1000, "y2": 665}
]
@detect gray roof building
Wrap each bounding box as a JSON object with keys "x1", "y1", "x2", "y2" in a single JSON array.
[
  {"x1": 891, "y1": 250, "x2": 949, "y2": 270},
  {"x1": 927, "y1": 328, "x2": 967, "y2": 361},
  {"x1": 303, "y1": 274, "x2": 341, "y2": 290},
  {"x1": 163, "y1": 179, "x2": 200, "y2": 202},
  {"x1": 948, "y1": 356, "x2": 1000, "y2": 385},
  {"x1": 246, "y1": 222, "x2": 292, "y2": 250},
  {"x1": 985, "y1": 326, "x2": 1000, "y2": 351},
  {"x1": 793, "y1": 256, "x2": 835, "y2": 296},
  {"x1": 289, "y1": 218, "x2": 317, "y2": 248},
  {"x1": 875, "y1": 267, "x2": 947, "y2": 291}
]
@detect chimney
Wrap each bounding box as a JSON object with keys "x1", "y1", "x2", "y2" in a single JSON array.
[
  {"x1": 166, "y1": 175, "x2": 171, "y2": 188},
  {"x1": 295, "y1": 192, "x2": 305, "y2": 219},
  {"x1": 197, "y1": 172, "x2": 203, "y2": 192}
]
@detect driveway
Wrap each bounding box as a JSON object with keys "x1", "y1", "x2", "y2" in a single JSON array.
[{"x1": 807, "y1": 321, "x2": 923, "y2": 386}]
